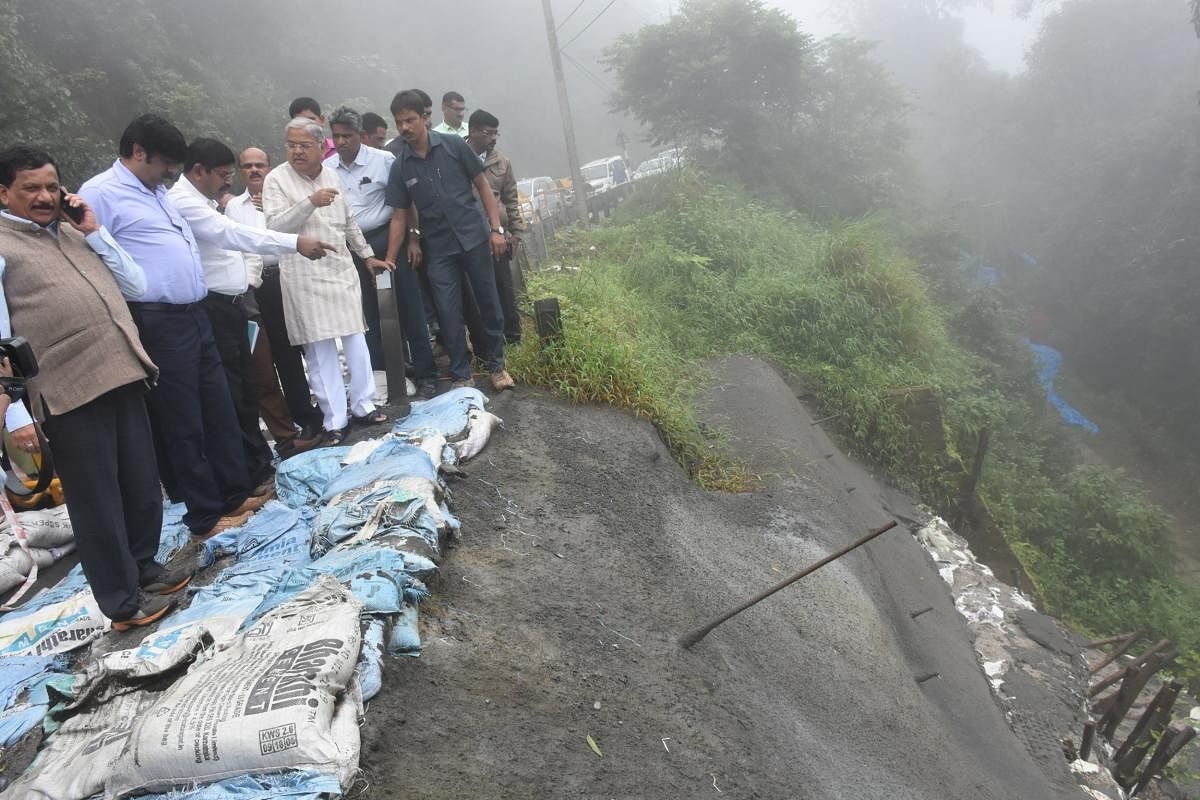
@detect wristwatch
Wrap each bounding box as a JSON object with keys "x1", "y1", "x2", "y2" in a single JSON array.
[{"x1": 491, "y1": 225, "x2": 505, "y2": 235}]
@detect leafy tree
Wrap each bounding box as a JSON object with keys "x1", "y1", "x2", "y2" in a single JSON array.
[
  {"x1": 604, "y1": 0, "x2": 815, "y2": 183},
  {"x1": 604, "y1": 0, "x2": 912, "y2": 217}
]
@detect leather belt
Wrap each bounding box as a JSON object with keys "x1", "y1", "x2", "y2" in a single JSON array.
[
  {"x1": 205, "y1": 291, "x2": 246, "y2": 305},
  {"x1": 127, "y1": 301, "x2": 200, "y2": 313}
]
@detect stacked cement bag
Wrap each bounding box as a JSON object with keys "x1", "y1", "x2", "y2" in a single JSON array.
[
  {"x1": 6, "y1": 577, "x2": 364, "y2": 799},
  {"x1": 0, "y1": 388, "x2": 506, "y2": 798},
  {"x1": 0, "y1": 506, "x2": 75, "y2": 597}
]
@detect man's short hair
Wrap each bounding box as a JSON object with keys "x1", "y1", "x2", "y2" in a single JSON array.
[
  {"x1": 288, "y1": 96, "x2": 322, "y2": 119},
  {"x1": 0, "y1": 146, "x2": 56, "y2": 187},
  {"x1": 329, "y1": 106, "x2": 362, "y2": 132},
  {"x1": 362, "y1": 112, "x2": 387, "y2": 133},
  {"x1": 184, "y1": 138, "x2": 236, "y2": 173},
  {"x1": 468, "y1": 110, "x2": 500, "y2": 131},
  {"x1": 390, "y1": 90, "x2": 428, "y2": 117},
  {"x1": 118, "y1": 114, "x2": 188, "y2": 163},
  {"x1": 442, "y1": 91, "x2": 465, "y2": 106}
]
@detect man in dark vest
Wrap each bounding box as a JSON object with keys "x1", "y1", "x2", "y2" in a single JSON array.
[{"x1": 0, "y1": 145, "x2": 190, "y2": 631}]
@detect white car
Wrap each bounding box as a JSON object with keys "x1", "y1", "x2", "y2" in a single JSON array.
[
  {"x1": 632, "y1": 157, "x2": 669, "y2": 181},
  {"x1": 517, "y1": 176, "x2": 565, "y2": 222},
  {"x1": 580, "y1": 156, "x2": 631, "y2": 193}
]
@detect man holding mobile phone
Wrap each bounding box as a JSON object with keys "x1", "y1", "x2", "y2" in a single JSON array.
[{"x1": 0, "y1": 145, "x2": 188, "y2": 631}]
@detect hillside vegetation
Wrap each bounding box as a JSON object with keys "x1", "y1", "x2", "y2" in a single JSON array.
[{"x1": 511, "y1": 174, "x2": 1200, "y2": 686}]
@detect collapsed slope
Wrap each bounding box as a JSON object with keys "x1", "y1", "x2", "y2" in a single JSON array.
[{"x1": 361, "y1": 357, "x2": 1076, "y2": 799}]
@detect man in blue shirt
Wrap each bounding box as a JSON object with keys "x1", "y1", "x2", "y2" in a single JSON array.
[
  {"x1": 80, "y1": 115, "x2": 270, "y2": 540},
  {"x1": 383, "y1": 90, "x2": 514, "y2": 392}
]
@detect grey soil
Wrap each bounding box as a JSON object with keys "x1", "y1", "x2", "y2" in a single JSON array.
[{"x1": 358, "y1": 356, "x2": 1078, "y2": 799}]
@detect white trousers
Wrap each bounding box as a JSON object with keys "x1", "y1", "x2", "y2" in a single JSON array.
[{"x1": 302, "y1": 333, "x2": 377, "y2": 431}]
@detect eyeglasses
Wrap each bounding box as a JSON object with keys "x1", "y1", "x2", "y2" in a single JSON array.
[{"x1": 285, "y1": 141, "x2": 317, "y2": 152}]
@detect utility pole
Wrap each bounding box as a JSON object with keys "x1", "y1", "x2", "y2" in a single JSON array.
[{"x1": 541, "y1": 0, "x2": 590, "y2": 226}]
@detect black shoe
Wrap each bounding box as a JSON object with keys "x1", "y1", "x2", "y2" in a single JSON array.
[
  {"x1": 140, "y1": 563, "x2": 194, "y2": 595},
  {"x1": 417, "y1": 378, "x2": 439, "y2": 400},
  {"x1": 111, "y1": 592, "x2": 175, "y2": 632}
]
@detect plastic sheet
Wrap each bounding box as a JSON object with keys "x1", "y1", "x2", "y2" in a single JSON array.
[{"x1": 1026, "y1": 341, "x2": 1099, "y2": 433}]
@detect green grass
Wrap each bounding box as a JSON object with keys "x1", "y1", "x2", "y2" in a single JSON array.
[{"x1": 510, "y1": 171, "x2": 1200, "y2": 686}]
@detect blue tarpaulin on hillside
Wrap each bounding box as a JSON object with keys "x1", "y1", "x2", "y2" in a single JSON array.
[{"x1": 1026, "y1": 341, "x2": 1100, "y2": 433}]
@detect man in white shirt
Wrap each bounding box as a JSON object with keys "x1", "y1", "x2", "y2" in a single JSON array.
[
  {"x1": 324, "y1": 107, "x2": 388, "y2": 371},
  {"x1": 227, "y1": 147, "x2": 324, "y2": 451},
  {"x1": 325, "y1": 107, "x2": 437, "y2": 399},
  {"x1": 167, "y1": 138, "x2": 334, "y2": 487}
]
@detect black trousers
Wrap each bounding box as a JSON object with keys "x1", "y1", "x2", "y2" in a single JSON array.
[
  {"x1": 42, "y1": 382, "x2": 162, "y2": 621},
  {"x1": 127, "y1": 304, "x2": 250, "y2": 533},
  {"x1": 355, "y1": 258, "x2": 385, "y2": 370},
  {"x1": 254, "y1": 270, "x2": 322, "y2": 434},
  {"x1": 204, "y1": 293, "x2": 274, "y2": 487}
]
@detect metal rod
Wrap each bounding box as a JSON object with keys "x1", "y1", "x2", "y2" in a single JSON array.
[{"x1": 679, "y1": 521, "x2": 899, "y2": 649}]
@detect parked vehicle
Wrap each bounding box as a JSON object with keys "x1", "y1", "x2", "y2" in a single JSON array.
[
  {"x1": 517, "y1": 176, "x2": 565, "y2": 221},
  {"x1": 580, "y1": 156, "x2": 630, "y2": 193},
  {"x1": 632, "y1": 156, "x2": 670, "y2": 181}
]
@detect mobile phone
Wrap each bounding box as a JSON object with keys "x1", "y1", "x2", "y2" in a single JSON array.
[{"x1": 59, "y1": 189, "x2": 86, "y2": 224}]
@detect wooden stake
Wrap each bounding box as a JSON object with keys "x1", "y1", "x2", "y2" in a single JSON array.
[
  {"x1": 1114, "y1": 682, "x2": 1181, "y2": 782},
  {"x1": 1089, "y1": 630, "x2": 1143, "y2": 675}
]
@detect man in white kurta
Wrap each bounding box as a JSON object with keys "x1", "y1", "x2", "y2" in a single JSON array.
[{"x1": 262, "y1": 118, "x2": 392, "y2": 440}]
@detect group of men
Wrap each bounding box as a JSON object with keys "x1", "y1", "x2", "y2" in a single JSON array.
[{"x1": 0, "y1": 88, "x2": 528, "y2": 630}]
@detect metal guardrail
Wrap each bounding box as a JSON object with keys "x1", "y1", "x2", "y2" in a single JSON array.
[{"x1": 521, "y1": 181, "x2": 636, "y2": 264}]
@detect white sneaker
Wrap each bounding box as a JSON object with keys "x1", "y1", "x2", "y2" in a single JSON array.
[{"x1": 405, "y1": 378, "x2": 416, "y2": 397}]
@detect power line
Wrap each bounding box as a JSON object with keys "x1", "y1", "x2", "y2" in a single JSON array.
[
  {"x1": 556, "y1": 0, "x2": 589, "y2": 30},
  {"x1": 562, "y1": 51, "x2": 613, "y2": 93},
  {"x1": 559, "y1": 0, "x2": 618, "y2": 51}
]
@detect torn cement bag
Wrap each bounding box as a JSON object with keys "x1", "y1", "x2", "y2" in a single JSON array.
[
  {"x1": 200, "y1": 501, "x2": 314, "y2": 569},
  {"x1": 355, "y1": 618, "x2": 386, "y2": 702},
  {"x1": 313, "y1": 447, "x2": 445, "y2": 550},
  {"x1": 1, "y1": 689, "x2": 155, "y2": 800},
  {"x1": 393, "y1": 386, "x2": 488, "y2": 441},
  {"x1": 0, "y1": 587, "x2": 107, "y2": 657},
  {"x1": 137, "y1": 769, "x2": 342, "y2": 800},
  {"x1": 389, "y1": 603, "x2": 421, "y2": 656},
  {"x1": 154, "y1": 501, "x2": 193, "y2": 565},
  {"x1": 275, "y1": 445, "x2": 352, "y2": 508},
  {"x1": 455, "y1": 408, "x2": 502, "y2": 462},
  {"x1": 106, "y1": 576, "x2": 364, "y2": 797},
  {"x1": 246, "y1": 545, "x2": 427, "y2": 624}
]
